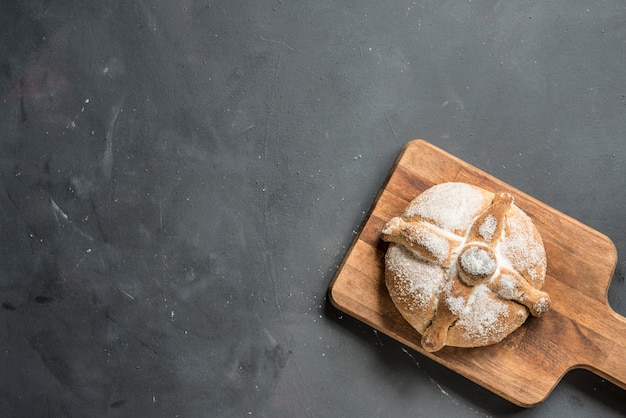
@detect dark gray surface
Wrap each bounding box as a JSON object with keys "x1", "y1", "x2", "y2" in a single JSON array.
[{"x1": 1, "y1": 1, "x2": 625, "y2": 416}]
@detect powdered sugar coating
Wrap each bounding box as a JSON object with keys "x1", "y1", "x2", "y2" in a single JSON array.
[
  {"x1": 500, "y1": 207, "x2": 546, "y2": 285},
  {"x1": 455, "y1": 287, "x2": 509, "y2": 341},
  {"x1": 534, "y1": 297, "x2": 550, "y2": 315},
  {"x1": 445, "y1": 294, "x2": 467, "y2": 316},
  {"x1": 478, "y1": 214, "x2": 498, "y2": 241},
  {"x1": 405, "y1": 183, "x2": 488, "y2": 233},
  {"x1": 385, "y1": 244, "x2": 446, "y2": 312},
  {"x1": 497, "y1": 273, "x2": 521, "y2": 300},
  {"x1": 459, "y1": 247, "x2": 496, "y2": 276},
  {"x1": 381, "y1": 217, "x2": 401, "y2": 236},
  {"x1": 407, "y1": 225, "x2": 450, "y2": 263}
]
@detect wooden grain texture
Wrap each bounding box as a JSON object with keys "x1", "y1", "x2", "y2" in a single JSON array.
[{"x1": 328, "y1": 140, "x2": 626, "y2": 407}]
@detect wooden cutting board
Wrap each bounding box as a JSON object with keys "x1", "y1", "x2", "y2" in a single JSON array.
[{"x1": 329, "y1": 140, "x2": 626, "y2": 407}]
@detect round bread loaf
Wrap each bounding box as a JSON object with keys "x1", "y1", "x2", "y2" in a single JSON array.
[{"x1": 381, "y1": 182, "x2": 549, "y2": 352}]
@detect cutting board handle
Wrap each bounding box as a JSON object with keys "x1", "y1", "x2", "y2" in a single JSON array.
[{"x1": 583, "y1": 305, "x2": 626, "y2": 389}]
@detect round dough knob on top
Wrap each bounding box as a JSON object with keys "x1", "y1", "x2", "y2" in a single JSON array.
[{"x1": 381, "y1": 182, "x2": 549, "y2": 352}]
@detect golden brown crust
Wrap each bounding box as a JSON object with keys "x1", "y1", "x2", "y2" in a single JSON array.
[
  {"x1": 445, "y1": 291, "x2": 529, "y2": 348},
  {"x1": 382, "y1": 182, "x2": 549, "y2": 351},
  {"x1": 384, "y1": 243, "x2": 442, "y2": 334}
]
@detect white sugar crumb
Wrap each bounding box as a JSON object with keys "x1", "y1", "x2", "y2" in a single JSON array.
[
  {"x1": 406, "y1": 183, "x2": 487, "y2": 232},
  {"x1": 386, "y1": 245, "x2": 445, "y2": 310},
  {"x1": 460, "y1": 247, "x2": 496, "y2": 276},
  {"x1": 478, "y1": 214, "x2": 497, "y2": 241},
  {"x1": 382, "y1": 217, "x2": 402, "y2": 235},
  {"x1": 407, "y1": 225, "x2": 450, "y2": 263},
  {"x1": 534, "y1": 297, "x2": 549, "y2": 315},
  {"x1": 497, "y1": 273, "x2": 521, "y2": 299},
  {"x1": 456, "y1": 287, "x2": 509, "y2": 339},
  {"x1": 445, "y1": 294, "x2": 466, "y2": 315}
]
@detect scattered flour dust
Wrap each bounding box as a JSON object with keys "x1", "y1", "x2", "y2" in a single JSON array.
[{"x1": 399, "y1": 346, "x2": 494, "y2": 416}]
